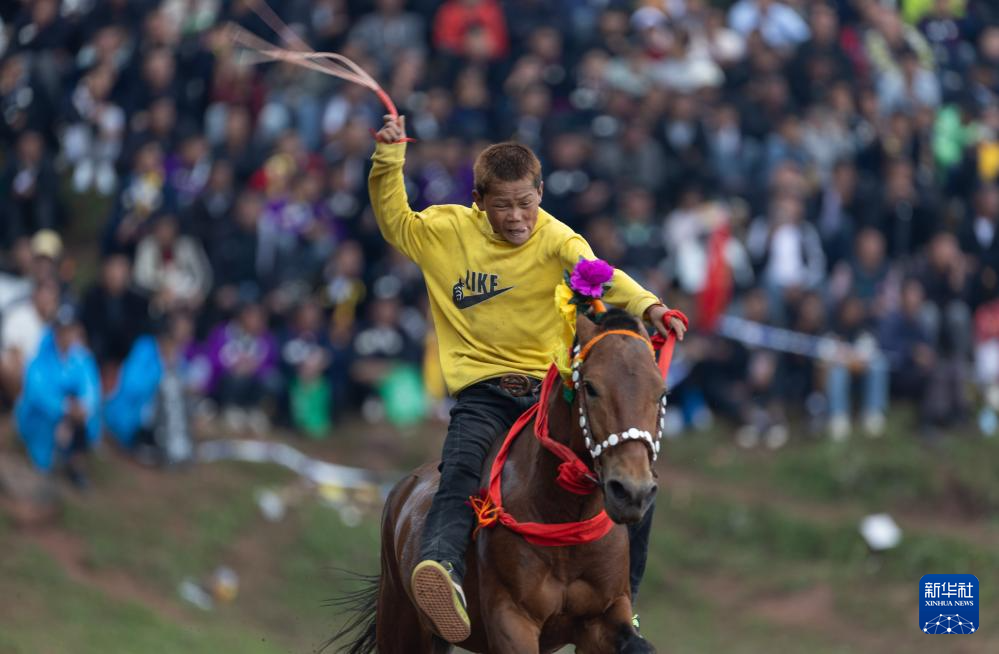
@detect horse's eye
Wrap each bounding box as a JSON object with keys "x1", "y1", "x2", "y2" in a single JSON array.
[{"x1": 584, "y1": 381, "x2": 599, "y2": 398}]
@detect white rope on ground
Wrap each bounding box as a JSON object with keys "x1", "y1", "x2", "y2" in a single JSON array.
[{"x1": 195, "y1": 439, "x2": 384, "y2": 490}]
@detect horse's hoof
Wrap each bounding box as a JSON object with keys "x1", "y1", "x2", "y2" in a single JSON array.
[
  {"x1": 617, "y1": 623, "x2": 656, "y2": 653},
  {"x1": 411, "y1": 560, "x2": 471, "y2": 643}
]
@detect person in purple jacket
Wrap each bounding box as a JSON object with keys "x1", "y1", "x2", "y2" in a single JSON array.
[{"x1": 202, "y1": 301, "x2": 281, "y2": 434}]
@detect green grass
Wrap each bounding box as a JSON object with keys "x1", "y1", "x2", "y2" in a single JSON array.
[
  {"x1": 667, "y1": 420, "x2": 999, "y2": 513},
  {"x1": 61, "y1": 462, "x2": 278, "y2": 591},
  {"x1": 0, "y1": 546, "x2": 286, "y2": 654},
  {"x1": 1, "y1": 417, "x2": 997, "y2": 653}
]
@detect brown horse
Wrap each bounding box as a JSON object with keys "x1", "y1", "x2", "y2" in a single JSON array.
[{"x1": 330, "y1": 310, "x2": 663, "y2": 653}]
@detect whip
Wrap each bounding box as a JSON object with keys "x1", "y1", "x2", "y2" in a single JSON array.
[{"x1": 227, "y1": 0, "x2": 412, "y2": 140}]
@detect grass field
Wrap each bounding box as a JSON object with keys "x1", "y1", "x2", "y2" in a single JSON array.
[{"x1": 1, "y1": 414, "x2": 997, "y2": 654}]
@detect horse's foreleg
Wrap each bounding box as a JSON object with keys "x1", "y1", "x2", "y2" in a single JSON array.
[
  {"x1": 576, "y1": 596, "x2": 655, "y2": 654},
  {"x1": 482, "y1": 600, "x2": 542, "y2": 654}
]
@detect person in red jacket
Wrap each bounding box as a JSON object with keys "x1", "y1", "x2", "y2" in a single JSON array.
[{"x1": 433, "y1": 0, "x2": 509, "y2": 61}]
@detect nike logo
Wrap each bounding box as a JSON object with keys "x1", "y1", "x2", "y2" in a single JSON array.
[{"x1": 454, "y1": 286, "x2": 512, "y2": 309}]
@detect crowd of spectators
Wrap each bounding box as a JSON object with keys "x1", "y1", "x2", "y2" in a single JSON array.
[{"x1": 1, "y1": 0, "x2": 998, "y2": 484}]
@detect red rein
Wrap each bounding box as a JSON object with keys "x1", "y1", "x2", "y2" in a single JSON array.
[{"x1": 470, "y1": 313, "x2": 687, "y2": 547}]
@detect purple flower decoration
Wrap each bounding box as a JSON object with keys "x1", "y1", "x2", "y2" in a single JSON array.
[{"x1": 570, "y1": 258, "x2": 614, "y2": 298}]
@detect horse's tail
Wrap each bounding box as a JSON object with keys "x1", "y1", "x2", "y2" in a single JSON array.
[{"x1": 322, "y1": 572, "x2": 379, "y2": 654}]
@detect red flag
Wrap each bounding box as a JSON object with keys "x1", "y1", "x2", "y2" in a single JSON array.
[{"x1": 698, "y1": 225, "x2": 732, "y2": 331}]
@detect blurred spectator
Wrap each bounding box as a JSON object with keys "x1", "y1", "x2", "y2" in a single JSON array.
[
  {"x1": 779, "y1": 292, "x2": 827, "y2": 425},
  {"x1": 733, "y1": 288, "x2": 788, "y2": 444},
  {"x1": 0, "y1": 278, "x2": 60, "y2": 404},
  {"x1": 879, "y1": 277, "x2": 966, "y2": 433},
  {"x1": 0, "y1": 55, "x2": 54, "y2": 147},
  {"x1": 877, "y1": 46, "x2": 941, "y2": 114},
  {"x1": 320, "y1": 240, "x2": 367, "y2": 340},
  {"x1": 281, "y1": 300, "x2": 333, "y2": 437},
  {"x1": 747, "y1": 192, "x2": 826, "y2": 318},
  {"x1": 814, "y1": 160, "x2": 869, "y2": 265},
  {"x1": 593, "y1": 121, "x2": 667, "y2": 194},
  {"x1": 915, "y1": 232, "x2": 972, "y2": 358},
  {"x1": 103, "y1": 142, "x2": 170, "y2": 256},
  {"x1": 349, "y1": 293, "x2": 423, "y2": 422},
  {"x1": 706, "y1": 104, "x2": 759, "y2": 198},
  {"x1": 433, "y1": 0, "x2": 509, "y2": 62},
  {"x1": 863, "y1": 3, "x2": 936, "y2": 81},
  {"x1": 0, "y1": 238, "x2": 35, "y2": 311},
  {"x1": 828, "y1": 228, "x2": 895, "y2": 314},
  {"x1": 133, "y1": 213, "x2": 213, "y2": 313},
  {"x1": 209, "y1": 190, "x2": 264, "y2": 318},
  {"x1": 728, "y1": 0, "x2": 810, "y2": 50},
  {"x1": 347, "y1": 0, "x2": 426, "y2": 75},
  {"x1": 787, "y1": 4, "x2": 852, "y2": 106},
  {"x1": 0, "y1": 230, "x2": 62, "y2": 313},
  {"x1": 209, "y1": 104, "x2": 261, "y2": 184},
  {"x1": 873, "y1": 158, "x2": 937, "y2": 258},
  {"x1": 182, "y1": 159, "x2": 237, "y2": 246},
  {"x1": 15, "y1": 304, "x2": 101, "y2": 488},
  {"x1": 665, "y1": 187, "x2": 754, "y2": 297},
  {"x1": 81, "y1": 254, "x2": 150, "y2": 369},
  {"x1": 104, "y1": 312, "x2": 195, "y2": 465},
  {"x1": 165, "y1": 132, "x2": 212, "y2": 211},
  {"x1": 826, "y1": 295, "x2": 890, "y2": 440},
  {"x1": 961, "y1": 183, "x2": 999, "y2": 306},
  {"x1": 257, "y1": 170, "x2": 331, "y2": 308},
  {"x1": 0, "y1": 0, "x2": 997, "y2": 450},
  {"x1": 63, "y1": 64, "x2": 126, "y2": 196},
  {"x1": 0, "y1": 131, "x2": 62, "y2": 247},
  {"x1": 615, "y1": 187, "x2": 666, "y2": 280},
  {"x1": 916, "y1": 0, "x2": 974, "y2": 78},
  {"x1": 201, "y1": 302, "x2": 279, "y2": 434}
]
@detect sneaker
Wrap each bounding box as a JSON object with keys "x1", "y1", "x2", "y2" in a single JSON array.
[
  {"x1": 828, "y1": 415, "x2": 851, "y2": 442},
  {"x1": 411, "y1": 560, "x2": 470, "y2": 643},
  {"x1": 65, "y1": 461, "x2": 90, "y2": 492},
  {"x1": 764, "y1": 424, "x2": 789, "y2": 450},
  {"x1": 735, "y1": 424, "x2": 760, "y2": 449},
  {"x1": 246, "y1": 409, "x2": 270, "y2": 435},
  {"x1": 223, "y1": 407, "x2": 246, "y2": 432},
  {"x1": 862, "y1": 412, "x2": 885, "y2": 438}
]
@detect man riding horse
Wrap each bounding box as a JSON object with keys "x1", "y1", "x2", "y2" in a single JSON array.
[{"x1": 364, "y1": 115, "x2": 686, "y2": 648}]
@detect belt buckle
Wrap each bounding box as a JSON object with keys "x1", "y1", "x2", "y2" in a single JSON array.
[{"x1": 499, "y1": 375, "x2": 532, "y2": 397}]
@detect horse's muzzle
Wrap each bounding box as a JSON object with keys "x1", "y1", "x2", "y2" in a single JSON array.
[{"x1": 603, "y1": 477, "x2": 657, "y2": 524}]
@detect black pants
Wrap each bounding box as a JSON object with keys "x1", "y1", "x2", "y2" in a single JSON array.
[{"x1": 419, "y1": 378, "x2": 654, "y2": 601}]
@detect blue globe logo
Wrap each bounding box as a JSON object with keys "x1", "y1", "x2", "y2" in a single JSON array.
[{"x1": 923, "y1": 615, "x2": 976, "y2": 634}]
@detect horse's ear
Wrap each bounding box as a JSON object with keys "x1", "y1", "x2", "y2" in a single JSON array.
[{"x1": 576, "y1": 311, "x2": 598, "y2": 345}]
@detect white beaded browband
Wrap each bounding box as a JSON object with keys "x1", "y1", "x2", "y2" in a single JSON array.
[{"x1": 569, "y1": 341, "x2": 667, "y2": 462}]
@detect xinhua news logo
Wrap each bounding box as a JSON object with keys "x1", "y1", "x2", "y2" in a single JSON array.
[{"x1": 919, "y1": 574, "x2": 979, "y2": 635}]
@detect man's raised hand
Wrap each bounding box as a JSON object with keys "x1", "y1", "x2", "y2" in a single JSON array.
[{"x1": 375, "y1": 115, "x2": 407, "y2": 144}]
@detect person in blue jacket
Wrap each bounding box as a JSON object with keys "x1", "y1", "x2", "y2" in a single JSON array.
[
  {"x1": 104, "y1": 312, "x2": 194, "y2": 465},
  {"x1": 15, "y1": 303, "x2": 101, "y2": 488}
]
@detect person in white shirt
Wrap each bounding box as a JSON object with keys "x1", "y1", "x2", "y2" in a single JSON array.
[
  {"x1": 728, "y1": 0, "x2": 810, "y2": 50},
  {"x1": 747, "y1": 193, "x2": 827, "y2": 319},
  {"x1": 0, "y1": 278, "x2": 59, "y2": 402},
  {"x1": 133, "y1": 213, "x2": 212, "y2": 313}
]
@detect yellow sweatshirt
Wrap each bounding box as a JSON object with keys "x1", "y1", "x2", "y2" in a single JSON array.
[{"x1": 369, "y1": 142, "x2": 661, "y2": 393}]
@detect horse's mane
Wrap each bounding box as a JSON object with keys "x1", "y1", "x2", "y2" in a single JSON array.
[{"x1": 592, "y1": 307, "x2": 643, "y2": 334}]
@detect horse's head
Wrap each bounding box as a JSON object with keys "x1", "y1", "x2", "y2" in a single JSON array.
[{"x1": 573, "y1": 310, "x2": 662, "y2": 524}]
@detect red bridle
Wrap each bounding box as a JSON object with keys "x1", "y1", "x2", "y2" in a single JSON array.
[{"x1": 470, "y1": 310, "x2": 688, "y2": 547}]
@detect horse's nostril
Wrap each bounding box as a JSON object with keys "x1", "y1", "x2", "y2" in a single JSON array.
[
  {"x1": 648, "y1": 484, "x2": 658, "y2": 498},
  {"x1": 607, "y1": 479, "x2": 630, "y2": 502}
]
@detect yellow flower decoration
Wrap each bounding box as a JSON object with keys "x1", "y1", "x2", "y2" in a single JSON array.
[{"x1": 553, "y1": 281, "x2": 577, "y2": 381}]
